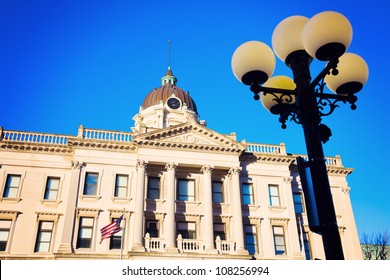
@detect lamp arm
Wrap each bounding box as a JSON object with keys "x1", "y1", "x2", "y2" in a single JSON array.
[{"x1": 310, "y1": 57, "x2": 339, "y2": 90}]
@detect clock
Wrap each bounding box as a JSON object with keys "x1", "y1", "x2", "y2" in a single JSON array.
[{"x1": 167, "y1": 97, "x2": 181, "y2": 109}]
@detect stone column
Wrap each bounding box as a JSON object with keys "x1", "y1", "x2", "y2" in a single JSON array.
[
  {"x1": 57, "y1": 161, "x2": 84, "y2": 254},
  {"x1": 229, "y1": 167, "x2": 247, "y2": 254},
  {"x1": 131, "y1": 160, "x2": 147, "y2": 251},
  {"x1": 201, "y1": 165, "x2": 217, "y2": 252},
  {"x1": 164, "y1": 162, "x2": 177, "y2": 252}
]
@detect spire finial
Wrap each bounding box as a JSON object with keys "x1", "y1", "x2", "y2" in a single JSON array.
[
  {"x1": 161, "y1": 39, "x2": 177, "y2": 85},
  {"x1": 168, "y1": 39, "x2": 171, "y2": 70}
]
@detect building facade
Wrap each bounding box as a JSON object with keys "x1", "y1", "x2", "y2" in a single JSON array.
[{"x1": 0, "y1": 69, "x2": 362, "y2": 260}]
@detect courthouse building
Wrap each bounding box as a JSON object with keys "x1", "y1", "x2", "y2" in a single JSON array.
[{"x1": 0, "y1": 68, "x2": 362, "y2": 260}]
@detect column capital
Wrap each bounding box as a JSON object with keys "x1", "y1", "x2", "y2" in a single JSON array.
[
  {"x1": 165, "y1": 162, "x2": 177, "y2": 171},
  {"x1": 228, "y1": 166, "x2": 241, "y2": 176},
  {"x1": 201, "y1": 165, "x2": 213, "y2": 174},
  {"x1": 136, "y1": 159, "x2": 147, "y2": 171}
]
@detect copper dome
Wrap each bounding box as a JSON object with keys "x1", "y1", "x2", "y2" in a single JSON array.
[{"x1": 141, "y1": 69, "x2": 198, "y2": 114}]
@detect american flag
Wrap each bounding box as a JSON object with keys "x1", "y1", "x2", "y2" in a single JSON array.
[{"x1": 99, "y1": 214, "x2": 123, "y2": 244}]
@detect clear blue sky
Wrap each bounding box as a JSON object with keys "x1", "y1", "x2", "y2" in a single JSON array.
[{"x1": 1, "y1": 0, "x2": 389, "y2": 237}]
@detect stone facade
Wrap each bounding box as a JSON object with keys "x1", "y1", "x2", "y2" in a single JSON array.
[{"x1": 0, "y1": 69, "x2": 362, "y2": 260}]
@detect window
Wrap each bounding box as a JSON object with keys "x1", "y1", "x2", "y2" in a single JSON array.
[
  {"x1": 76, "y1": 217, "x2": 94, "y2": 249},
  {"x1": 212, "y1": 181, "x2": 224, "y2": 203},
  {"x1": 293, "y1": 193, "x2": 304, "y2": 213},
  {"x1": 269, "y1": 185, "x2": 280, "y2": 206},
  {"x1": 245, "y1": 225, "x2": 258, "y2": 255},
  {"x1": 213, "y1": 223, "x2": 226, "y2": 240},
  {"x1": 177, "y1": 179, "x2": 195, "y2": 202},
  {"x1": 83, "y1": 173, "x2": 98, "y2": 196},
  {"x1": 146, "y1": 220, "x2": 159, "y2": 238},
  {"x1": 241, "y1": 183, "x2": 253, "y2": 205},
  {"x1": 0, "y1": 219, "x2": 12, "y2": 251},
  {"x1": 114, "y1": 175, "x2": 128, "y2": 198},
  {"x1": 34, "y1": 221, "x2": 54, "y2": 252},
  {"x1": 177, "y1": 222, "x2": 196, "y2": 239},
  {"x1": 44, "y1": 177, "x2": 60, "y2": 200},
  {"x1": 147, "y1": 177, "x2": 160, "y2": 199},
  {"x1": 303, "y1": 232, "x2": 312, "y2": 260},
  {"x1": 3, "y1": 175, "x2": 21, "y2": 198},
  {"x1": 109, "y1": 218, "x2": 123, "y2": 250},
  {"x1": 273, "y1": 226, "x2": 286, "y2": 255}
]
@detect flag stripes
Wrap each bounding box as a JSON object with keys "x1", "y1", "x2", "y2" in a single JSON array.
[{"x1": 100, "y1": 214, "x2": 123, "y2": 244}]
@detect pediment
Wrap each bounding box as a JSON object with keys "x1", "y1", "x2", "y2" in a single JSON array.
[{"x1": 132, "y1": 122, "x2": 247, "y2": 153}]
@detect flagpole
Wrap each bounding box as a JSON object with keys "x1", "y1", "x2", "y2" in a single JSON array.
[{"x1": 120, "y1": 209, "x2": 126, "y2": 260}]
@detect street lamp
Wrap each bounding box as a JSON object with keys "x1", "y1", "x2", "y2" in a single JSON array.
[{"x1": 231, "y1": 11, "x2": 368, "y2": 260}]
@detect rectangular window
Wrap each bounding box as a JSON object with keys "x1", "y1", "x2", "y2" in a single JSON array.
[
  {"x1": 212, "y1": 181, "x2": 224, "y2": 203},
  {"x1": 0, "y1": 219, "x2": 12, "y2": 251},
  {"x1": 303, "y1": 232, "x2": 312, "y2": 260},
  {"x1": 114, "y1": 174, "x2": 128, "y2": 198},
  {"x1": 44, "y1": 177, "x2": 60, "y2": 200},
  {"x1": 213, "y1": 223, "x2": 226, "y2": 240},
  {"x1": 273, "y1": 226, "x2": 286, "y2": 255},
  {"x1": 269, "y1": 185, "x2": 280, "y2": 206},
  {"x1": 177, "y1": 179, "x2": 195, "y2": 202},
  {"x1": 177, "y1": 222, "x2": 196, "y2": 239},
  {"x1": 245, "y1": 225, "x2": 258, "y2": 255},
  {"x1": 109, "y1": 218, "x2": 123, "y2": 250},
  {"x1": 83, "y1": 173, "x2": 98, "y2": 196},
  {"x1": 293, "y1": 193, "x2": 304, "y2": 213},
  {"x1": 147, "y1": 177, "x2": 160, "y2": 199},
  {"x1": 146, "y1": 220, "x2": 159, "y2": 238},
  {"x1": 34, "y1": 221, "x2": 54, "y2": 252},
  {"x1": 3, "y1": 175, "x2": 21, "y2": 198},
  {"x1": 241, "y1": 183, "x2": 253, "y2": 205},
  {"x1": 76, "y1": 217, "x2": 94, "y2": 249}
]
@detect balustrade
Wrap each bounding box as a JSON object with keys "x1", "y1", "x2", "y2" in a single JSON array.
[
  {"x1": 83, "y1": 128, "x2": 133, "y2": 142},
  {"x1": 246, "y1": 142, "x2": 286, "y2": 155},
  {"x1": 1, "y1": 130, "x2": 68, "y2": 145}
]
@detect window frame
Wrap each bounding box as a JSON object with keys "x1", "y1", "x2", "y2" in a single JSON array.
[
  {"x1": 114, "y1": 174, "x2": 129, "y2": 198},
  {"x1": 0, "y1": 219, "x2": 12, "y2": 252},
  {"x1": 244, "y1": 225, "x2": 258, "y2": 255},
  {"x1": 273, "y1": 226, "x2": 287, "y2": 255},
  {"x1": 76, "y1": 216, "x2": 95, "y2": 249},
  {"x1": 176, "y1": 221, "x2": 196, "y2": 239},
  {"x1": 147, "y1": 177, "x2": 161, "y2": 200},
  {"x1": 212, "y1": 181, "x2": 224, "y2": 203},
  {"x1": 145, "y1": 220, "x2": 159, "y2": 238},
  {"x1": 83, "y1": 172, "x2": 99, "y2": 196},
  {"x1": 241, "y1": 182, "x2": 254, "y2": 205},
  {"x1": 177, "y1": 179, "x2": 195, "y2": 202},
  {"x1": 268, "y1": 184, "x2": 281, "y2": 207},
  {"x1": 43, "y1": 177, "x2": 61, "y2": 201},
  {"x1": 213, "y1": 223, "x2": 226, "y2": 240},
  {"x1": 2, "y1": 174, "x2": 22, "y2": 200},
  {"x1": 34, "y1": 221, "x2": 54, "y2": 253}
]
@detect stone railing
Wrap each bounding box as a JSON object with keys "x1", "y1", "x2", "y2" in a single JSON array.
[
  {"x1": 144, "y1": 233, "x2": 166, "y2": 252},
  {"x1": 215, "y1": 236, "x2": 236, "y2": 254},
  {"x1": 245, "y1": 142, "x2": 286, "y2": 155},
  {"x1": 177, "y1": 234, "x2": 205, "y2": 253},
  {"x1": 296, "y1": 154, "x2": 343, "y2": 167},
  {"x1": 0, "y1": 128, "x2": 68, "y2": 145},
  {"x1": 78, "y1": 126, "x2": 133, "y2": 142}
]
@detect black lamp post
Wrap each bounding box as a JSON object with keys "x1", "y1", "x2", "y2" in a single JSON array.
[{"x1": 231, "y1": 11, "x2": 368, "y2": 260}]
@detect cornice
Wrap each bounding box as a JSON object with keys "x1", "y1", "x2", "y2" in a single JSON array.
[
  {"x1": 0, "y1": 141, "x2": 72, "y2": 154},
  {"x1": 68, "y1": 138, "x2": 136, "y2": 152}
]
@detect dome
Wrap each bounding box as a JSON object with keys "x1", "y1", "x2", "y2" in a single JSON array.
[{"x1": 141, "y1": 68, "x2": 198, "y2": 114}]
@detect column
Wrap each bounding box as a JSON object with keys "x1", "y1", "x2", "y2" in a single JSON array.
[
  {"x1": 201, "y1": 165, "x2": 217, "y2": 252},
  {"x1": 57, "y1": 161, "x2": 84, "y2": 254},
  {"x1": 229, "y1": 167, "x2": 247, "y2": 254},
  {"x1": 164, "y1": 162, "x2": 177, "y2": 252},
  {"x1": 131, "y1": 160, "x2": 147, "y2": 251}
]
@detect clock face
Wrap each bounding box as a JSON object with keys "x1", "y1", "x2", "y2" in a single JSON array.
[{"x1": 167, "y1": 97, "x2": 180, "y2": 109}]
